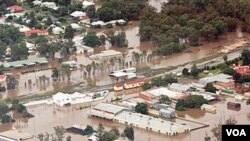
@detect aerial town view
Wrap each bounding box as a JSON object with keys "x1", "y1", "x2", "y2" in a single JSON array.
[{"x1": 0, "y1": 0, "x2": 250, "y2": 141}]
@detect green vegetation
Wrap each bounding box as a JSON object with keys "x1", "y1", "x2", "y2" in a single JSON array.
[
  {"x1": 140, "y1": 0, "x2": 250, "y2": 55},
  {"x1": 108, "y1": 30, "x2": 128, "y2": 47},
  {"x1": 83, "y1": 32, "x2": 102, "y2": 47},
  {"x1": 135, "y1": 102, "x2": 148, "y2": 115},
  {"x1": 242, "y1": 49, "x2": 250, "y2": 65},
  {"x1": 185, "y1": 95, "x2": 208, "y2": 108},
  {"x1": 175, "y1": 95, "x2": 208, "y2": 111},
  {"x1": 97, "y1": 0, "x2": 147, "y2": 22},
  {"x1": 0, "y1": 25, "x2": 28, "y2": 60},
  {"x1": 96, "y1": 123, "x2": 120, "y2": 141},
  {"x1": 190, "y1": 64, "x2": 199, "y2": 78},
  {"x1": 175, "y1": 100, "x2": 185, "y2": 111},
  {"x1": 141, "y1": 74, "x2": 177, "y2": 90},
  {"x1": 0, "y1": 99, "x2": 32, "y2": 123},
  {"x1": 157, "y1": 43, "x2": 185, "y2": 56},
  {"x1": 205, "y1": 83, "x2": 217, "y2": 93},
  {"x1": 123, "y1": 126, "x2": 134, "y2": 141},
  {"x1": 38, "y1": 126, "x2": 70, "y2": 141},
  {"x1": 159, "y1": 96, "x2": 171, "y2": 105}
]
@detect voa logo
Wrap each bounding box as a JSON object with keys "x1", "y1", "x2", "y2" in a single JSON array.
[{"x1": 226, "y1": 129, "x2": 246, "y2": 136}]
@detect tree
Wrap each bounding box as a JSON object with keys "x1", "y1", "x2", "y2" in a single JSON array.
[
  {"x1": 241, "y1": 49, "x2": 250, "y2": 65},
  {"x1": 0, "y1": 101, "x2": 9, "y2": 115},
  {"x1": 86, "y1": 5, "x2": 96, "y2": 19},
  {"x1": 85, "y1": 64, "x2": 92, "y2": 76},
  {"x1": 223, "y1": 55, "x2": 228, "y2": 64},
  {"x1": 1, "y1": 114, "x2": 11, "y2": 123},
  {"x1": 85, "y1": 125, "x2": 94, "y2": 134},
  {"x1": 108, "y1": 30, "x2": 128, "y2": 47},
  {"x1": 52, "y1": 68, "x2": 60, "y2": 81},
  {"x1": 58, "y1": 0, "x2": 71, "y2": 6},
  {"x1": 11, "y1": 42, "x2": 29, "y2": 60},
  {"x1": 38, "y1": 133, "x2": 44, "y2": 141},
  {"x1": 0, "y1": 25, "x2": 23, "y2": 45},
  {"x1": 64, "y1": 26, "x2": 75, "y2": 39},
  {"x1": 66, "y1": 136, "x2": 71, "y2": 141},
  {"x1": 182, "y1": 68, "x2": 189, "y2": 75},
  {"x1": 222, "y1": 67, "x2": 235, "y2": 75},
  {"x1": 175, "y1": 100, "x2": 185, "y2": 111},
  {"x1": 135, "y1": 102, "x2": 148, "y2": 114},
  {"x1": 102, "y1": 131, "x2": 117, "y2": 141},
  {"x1": 210, "y1": 117, "x2": 237, "y2": 141},
  {"x1": 96, "y1": 123, "x2": 105, "y2": 141},
  {"x1": 185, "y1": 95, "x2": 208, "y2": 108},
  {"x1": 83, "y1": 32, "x2": 101, "y2": 47},
  {"x1": 61, "y1": 64, "x2": 71, "y2": 80},
  {"x1": 190, "y1": 64, "x2": 199, "y2": 78},
  {"x1": 159, "y1": 96, "x2": 171, "y2": 104},
  {"x1": 110, "y1": 127, "x2": 120, "y2": 138},
  {"x1": 205, "y1": 83, "x2": 217, "y2": 93},
  {"x1": 54, "y1": 126, "x2": 65, "y2": 141},
  {"x1": 123, "y1": 126, "x2": 134, "y2": 141},
  {"x1": 141, "y1": 82, "x2": 152, "y2": 90}
]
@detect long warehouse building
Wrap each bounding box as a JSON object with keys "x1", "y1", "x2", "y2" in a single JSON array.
[{"x1": 88, "y1": 103, "x2": 190, "y2": 136}]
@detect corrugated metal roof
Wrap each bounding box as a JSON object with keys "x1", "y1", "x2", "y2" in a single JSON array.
[{"x1": 94, "y1": 103, "x2": 126, "y2": 114}]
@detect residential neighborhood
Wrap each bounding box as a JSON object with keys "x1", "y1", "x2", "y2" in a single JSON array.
[{"x1": 0, "y1": 0, "x2": 250, "y2": 141}]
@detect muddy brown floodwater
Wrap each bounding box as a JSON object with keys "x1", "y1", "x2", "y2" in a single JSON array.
[
  {"x1": 0, "y1": 97, "x2": 249, "y2": 141},
  {"x1": 1, "y1": 0, "x2": 249, "y2": 99}
]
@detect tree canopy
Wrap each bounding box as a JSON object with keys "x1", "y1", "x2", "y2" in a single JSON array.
[
  {"x1": 135, "y1": 102, "x2": 148, "y2": 114},
  {"x1": 139, "y1": 0, "x2": 250, "y2": 54}
]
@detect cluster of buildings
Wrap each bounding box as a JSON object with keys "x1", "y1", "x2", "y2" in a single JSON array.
[{"x1": 88, "y1": 103, "x2": 190, "y2": 136}]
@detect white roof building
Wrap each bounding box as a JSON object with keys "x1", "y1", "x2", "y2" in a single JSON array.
[
  {"x1": 41, "y1": 2, "x2": 59, "y2": 10},
  {"x1": 106, "y1": 19, "x2": 126, "y2": 25},
  {"x1": 169, "y1": 83, "x2": 191, "y2": 93},
  {"x1": 52, "y1": 26, "x2": 64, "y2": 35},
  {"x1": 0, "y1": 130, "x2": 33, "y2": 141},
  {"x1": 82, "y1": 0, "x2": 95, "y2": 8},
  {"x1": 91, "y1": 21, "x2": 106, "y2": 27},
  {"x1": 76, "y1": 45, "x2": 94, "y2": 54},
  {"x1": 32, "y1": 0, "x2": 42, "y2": 6},
  {"x1": 114, "y1": 111, "x2": 190, "y2": 135},
  {"x1": 89, "y1": 50, "x2": 123, "y2": 60},
  {"x1": 199, "y1": 74, "x2": 233, "y2": 85},
  {"x1": 147, "y1": 87, "x2": 186, "y2": 100},
  {"x1": 53, "y1": 92, "x2": 92, "y2": 106},
  {"x1": 70, "y1": 11, "x2": 86, "y2": 18},
  {"x1": 71, "y1": 23, "x2": 81, "y2": 30}
]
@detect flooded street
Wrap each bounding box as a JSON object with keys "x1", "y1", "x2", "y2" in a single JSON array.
[{"x1": 0, "y1": 97, "x2": 248, "y2": 141}]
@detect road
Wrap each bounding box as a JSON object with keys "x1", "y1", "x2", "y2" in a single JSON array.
[{"x1": 155, "y1": 46, "x2": 249, "y2": 77}]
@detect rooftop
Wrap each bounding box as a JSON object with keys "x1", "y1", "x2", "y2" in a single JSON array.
[
  {"x1": 146, "y1": 87, "x2": 185, "y2": 100},
  {"x1": 234, "y1": 66, "x2": 250, "y2": 75},
  {"x1": 169, "y1": 83, "x2": 191, "y2": 92},
  {"x1": 4, "y1": 57, "x2": 48, "y2": 68},
  {"x1": 93, "y1": 103, "x2": 126, "y2": 114},
  {"x1": 115, "y1": 111, "x2": 190, "y2": 134},
  {"x1": 199, "y1": 74, "x2": 233, "y2": 85},
  {"x1": 0, "y1": 130, "x2": 32, "y2": 141}
]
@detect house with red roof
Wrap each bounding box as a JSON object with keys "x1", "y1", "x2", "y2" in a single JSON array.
[
  {"x1": 124, "y1": 78, "x2": 151, "y2": 89},
  {"x1": 7, "y1": 5, "x2": 24, "y2": 13},
  {"x1": 114, "y1": 83, "x2": 124, "y2": 91},
  {"x1": 234, "y1": 66, "x2": 250, "y2": 75},
  {"x1": 24, "y1": 29, "x2": 49, "y2": 37}
]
